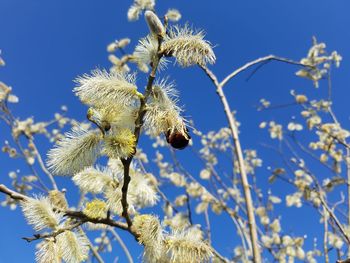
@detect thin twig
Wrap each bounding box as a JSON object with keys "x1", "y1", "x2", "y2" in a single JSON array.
[
  {"x1": 30, "y1": 139, "x2": 58, "y2": 190},
  {"x1": 65, "y1": 210, "x2": 130, "y2": 231},
  {"x1": 23, "y1": 221, "x2": 82, "y2": 242},
  {"x1": 120, "y1": 158, "x2": 133, "y2": 228},
  {"x1": 110, "y1": 228, "x2": 134, "y2": 263},
  {"x1": 220, "y1": 54, "x2": 312, "y2": 89},
  {"x1": 185, "y1": 191, "x2": 193, "y2": 225},
  {"x1": 347, "y1": 148, "x2": 350, "y2": 258},
  {"x1": 323, "y1": 206, "x2": 330, "y2": 263},
  {"x1": 79, "y1": 227, "x2": 105, "y2": 263},
  {"x1": 0, "y1": 184, "x2": 28, "y2": 201},
  {"x1": 204, "y1": 208, "x2": 211, "y2": 245},
  {"x1": 319, "y1": 195, "x2": 350, "y2": 244}
]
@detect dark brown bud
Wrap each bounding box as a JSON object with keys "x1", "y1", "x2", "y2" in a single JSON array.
[
  {"x1": 166, "y1": 128, "x2": 191, "y2": 150},
  {"x1": 101, "y1": 120, "x2": 111, "y2": 132}
]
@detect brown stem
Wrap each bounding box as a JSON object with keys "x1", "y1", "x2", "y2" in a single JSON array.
[
  {"x1": 23, "y1": 221, "x2": 82, "y2": 242},
  {"x1": 65, "y1": 210, "x2": 129, "y2": 231},
  {"x1": 121, "y1": 158, "x2": 133, "y2": 228},
  {"x1": 119, "y1": 39, "x2": 161, "y2": 229}
]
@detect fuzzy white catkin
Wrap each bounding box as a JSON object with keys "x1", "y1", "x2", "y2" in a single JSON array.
[
  {"x1": 132, "y1": 215, "x2": 164, "y2": 262},
  {"x1": 35, "y1": 239, "x2": 61, "y2": 263},
  {"x1": 165, "y1": 9, "x2": 181, "y2": 22},
  {"x1": 73, "y1": 69, "x2": 139, "y2": 108},
  {"x1": 72, "y1": 166, "x2": 116, "y2": 194},
  {"x1": 104, "y1": 182, "x2": 136, "y2": 216},
  {"x1": 21, "y1": 196, "x2": 61, "y2": 231},
  {"x1": 129, "y1": 172, "x2": 159, "y2": 208},
  {"x1": 87, "y1": 105, "x2": 137, "y2": 131},
  {"x1": 166, "y1": 228, "x2": 213, "y2": 263},
  {"x1": 47, "y1": 127, "x2": 101, "y2": 175},
  {"x1": 144, "y1": 79, "x2": 186, "y2": 136},
  {"x1": 134, "y1": 35, "x2": 168, "y2": 70},
  {"x1": 102, "y1": 128, "x2": 136, "y2": 159},
  {"x1": 127, "y1": 0, "x2": 155, "y2": 21},
  {"x1": 57, "y1": 230, "x2": 89, "y2": 263},
  {"x1": 162, "y1": 25, "x2": 216, "y2": 67}
]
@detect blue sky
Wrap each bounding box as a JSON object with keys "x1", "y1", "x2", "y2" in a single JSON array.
[{"x1": 1, "y1": 0, "x2": 350, "y2": 262}]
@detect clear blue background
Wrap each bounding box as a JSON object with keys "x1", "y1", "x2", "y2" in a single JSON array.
[{"x1": 1, "y1": 0, "x2": 350, "y2": 262}]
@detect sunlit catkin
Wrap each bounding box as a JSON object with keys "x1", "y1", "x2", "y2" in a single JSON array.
[
  {"x1": 48, "y1": 190, "x2": 68, "y2": 210},
  {"x1": 74, "y1": 69, "x2": 139, "y2": 108},
  {"x1": 83, "y1": 199, "x2": 108, "y2": 219},
  {"x1": 102, "y1": 128, "x2": 136, "y2": 159},
  {"x1": 56, "y1": 230, "x2": 89, "y2": 263},
  {"x1": 132, "y1": 214, "x2": 164, "y2": 262},
  {"x1": 165, "y1": 9, "x2": 181, "y2": 22},
  {"x1": 35, "y1": 238, "x2": 61, "y2": 263},
  {"x1": 144, "y1": 79, "x2": 184, "y2": 136},
  {"x1": 162, "y1": 25, "x2": 216, "y2": 67},
  {"x1": 134, "y1": 35, "x2": 168, "y2": 70},
  {"x1": 47, "y1": 127, "x2": 101, "y2": 175},
  {"x1": 73, "y1": 166, "x2": 116, "y2": 194},
  {"x1": 165, "y1": 228, "x2": 213, "y2": 263},
  {"x1": 21, "y1": 196, "x2": 61, "y2": 231}
]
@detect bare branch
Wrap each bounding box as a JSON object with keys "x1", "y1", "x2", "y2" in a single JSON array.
[
  {"x1": 219, "y1": 54, "x2": 312, "y2": 89},
  {"x1": 216, "y1": 85, "x2": 261, "y2": 262},
  {"x1": 319, "y1": 195, "x2": 350, "y2": 244},
  {"x1": 199, "y1": 64, "x2": 220, "y2": 87},
  {"x1": 23, "y1": 221, "x2": 82, "y2": 242},
  {"x1": 30, "y1": 139, "x2": 58, "y2": 190},
  {"x1": 323, "y1": 207, "x2": 330, "y2": 263},
  {"x1": 200, "y1": 64, "x2": 261, "y2": 262},
  {"x1": 204, "y1": 208, "x2": 211, "y2": 245},
  {"x1": 64, "y1": 210, "x2": 130, "y2": 231},
  {"x1": 110, "y1": 227, "x2": 134, "y2": 263},
  {"x1": 79, "y1": 227, "x2": 105, "y2": 263},
  {"x1": 0, "y1": 184, "x2": 28, "y2": 201}
]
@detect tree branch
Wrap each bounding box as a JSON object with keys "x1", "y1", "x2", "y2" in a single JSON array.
[
  {"x1": 64, "y1": 210, "x2": 130, "y2": 231},
  {"x1": 30, "y1": 139, "x2": 58, "y2": 190},
  {"x1": 110, "y1": 227, "x2": 134, "y2": 263},
  {"x1": 319, "y1": 195, "x2": 350, "y2": 244},
  {"x1": 200, "y1": 65, "x2": 261, "y2": 262},
  {"x1": 119, "y1": 37, "x2": 163, "y2": 229},
  {"x1": 120, "y1": 158, "x2": 133, "y2": 228},
  {"x1": 23, "y1": 221, "x2": 82, "y2": 242},
  {"x1": 219, "y1": 54, "x2": 312, "y2": 89},
  {"x1": 0, "y1": 184, "x2": 28, "y2": 201},
  {"x1": 80, "y1": 227, "x2": 105, "y2": 263}
]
